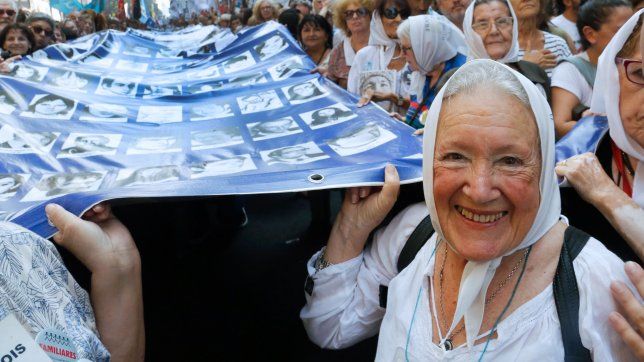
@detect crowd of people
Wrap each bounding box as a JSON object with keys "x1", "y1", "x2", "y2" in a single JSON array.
[{"x1": 0, "y1": 0, "x2": 642, "y2": 358}]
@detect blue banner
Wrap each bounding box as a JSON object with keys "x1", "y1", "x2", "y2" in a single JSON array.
[
  {"x1": 50, "y1": 0, "x2": 104, "y2": 15},
  {"x1": 0, "y1": 22, "x2": 423, "y2": 238}
]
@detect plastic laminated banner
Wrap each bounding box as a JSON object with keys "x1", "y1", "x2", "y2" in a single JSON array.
[{"x1": 0, "y1": 22, "x2": 423, "y2": 238}]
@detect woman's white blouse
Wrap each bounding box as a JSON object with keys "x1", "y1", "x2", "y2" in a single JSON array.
[{"x1": 300, "y1": 203, "x2": 639, "y2": 361}]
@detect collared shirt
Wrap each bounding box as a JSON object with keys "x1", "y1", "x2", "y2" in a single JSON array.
[
  {"x1": 0, "y1": 221, "x2": 110, "y2": 361},
  {"x1": 301, "y1": 203, "x2": 638, "y2": 361}
]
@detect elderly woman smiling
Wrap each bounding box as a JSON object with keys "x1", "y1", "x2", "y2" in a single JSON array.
[{"x1": 301, "y1": 60, "x2": 638, "y2": 360}]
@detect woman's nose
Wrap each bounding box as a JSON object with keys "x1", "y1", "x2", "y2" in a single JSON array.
[{"x1": 462, "y1": 163, "x2": 500, "y2": 204}]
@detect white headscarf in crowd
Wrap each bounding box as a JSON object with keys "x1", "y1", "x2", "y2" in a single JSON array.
[
  {"x1": 422, "y1": 59, "x2": 560, "y2": 349},
  {"x1": 407, "y1": 15, "x2": 458, "y2": 99},
  {"x1": 591, "y1": 10, "x2": 644, "y2": 207},
  {"x1": 368, "y1": 10, "x2": 399, "y2": 65},
  {"x1": 462, "y1": 0, "x2": 519, "y2": 63}
]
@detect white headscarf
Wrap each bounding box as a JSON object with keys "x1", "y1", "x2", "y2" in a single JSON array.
[
  {"x1": 591, "y1": 10, "x2": 644, "y2": 207},
  {"x1": 368, "y1": 10, "x2": 399, "y2": 65},
  {"x1": 462, "y1": 0, "x2": 519, "y2": 63},
  {"x1": 407, "y1": 15, "x2": 459, "y2": 99},
  {"x1": 422, "y1": 59, "x2": 560, "y2": 349}
]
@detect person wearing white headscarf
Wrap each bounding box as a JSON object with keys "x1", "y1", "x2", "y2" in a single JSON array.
[
  {"x1": 462, "y1": 0, "x2": 551, "y2": 100},
  {"x1": 396, "y1": 15, "x2": 466, "y2": 129},
  {"x1": 556, "y1": 10, "x2": 644, "y2": 262},
  {"x1": 301, "y1": 59, "x2": 639, "y2": 360},
  {"x1": 347, "y1": 0, "x2": 411, "y2": 112}
]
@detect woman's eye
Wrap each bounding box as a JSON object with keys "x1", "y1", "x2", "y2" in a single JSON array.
[
  {"x1": 501, "y1": 156, "x2": 522, "y2": 165},
  {"x1": 443, "y1": 153, "x2": 464, "y2": 161}
]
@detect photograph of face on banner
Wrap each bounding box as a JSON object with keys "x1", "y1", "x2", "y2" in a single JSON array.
[
  {"x1": 186, "y1": 81, "x2": 224, "y2": 95},
  {"x1": 229, "y1": 73, "x2": 267, "y2": 87},
  {"x1": 57, "y1": 133, "x2": 121, "y2": 158},
  {"x1": 359, "y1": 71, "x2": 396, "y2": 103},
  {"x1": 114, "y1": 165, "x2": 182, "y2": 187},
  {"x1": 237, "y1": 90, "x2": 283, "y2": 114},
  {"x1": 189, "y1": 154, "x2": 257, "y2": 178},
  {"x1": 190, "y1": 127, "x2": 244, "y2": 150},
  {"x1": 190, "y1": 103, "x2": 234, "y2": 121},
  {"x1": 136, "y1": 106, "x2": 183, "y2": 124},
  {"x1": 260, "y1": 142, "x2": 329, "y2": 165},
  {"x1": 300, "y1": 103, "x2": 357, "y2": 129},
  {"x1": 141, "y1": 85, "x2": 182, "y2": 98},
  {"x1": 20, "y1": 94, "x2": 77, "y2": 120},
  {"x1": 96, "y1": 77, "x2": 140, "y2": 97},
  {"x1": 51, "y1": 70, "x2": 91, "y2": 92},
  {"x1": 126, "y1": 135, "x2": 181, "y2": 155},
  {"x1": 247, "y1": 117, "x2": 302, "y2": 141},
  {"x1": 282, "y1": 79, "x2": 328, "y2": 105},
  {"x1": 222, "y1": 51, "x2": 256, "y2": 73},
  {"x1": 79, "y1": 103, "x2": 129, "y2": 123},
  {"x1": 8, "y1": 63, "x2": 49, "y2": 82},
  {"x1": 79, "y1": 55, "x2": 114, "y2": 68},
  {"x1": 21, "y1": 171, "x2": 106, "y2": 202},
  {"x1": 0, "y1": 126, "x2": 58, "y2": 154},
  {"x1": 0, "y1": 90, "x2": 18, "y2": 115},
  {"x1": 0, "y1": 173, "x2": 29, "y2": 201},
  {"x1": 254, "y1": 35, "x2": 288, "y2": 61},
  {"x1": 268, "y1": 56, "x2": 304, "y2": 81},
  {"x1": 327, "y1": 123, "x2": 397, "y2": 156}
]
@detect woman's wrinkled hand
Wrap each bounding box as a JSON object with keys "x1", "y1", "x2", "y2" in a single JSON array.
[
  {"x1": 325, "y1": 165, "x2": 400, "y2": 263},
  {"x1": 555, "y1": 153, "x2": 618, "y2": 206},
  {"x1": 522, "y1": 49, "x2": 557, "y2": 70},
  {"x1": 609, "y1": 262, "x2": 644, "y2": 360},
  {"x1": 310, "y1": 65, "x2": 329, "y2": 77},
  {"x1": 45, "y1": 202, "x2": 139, "y2": 274},
  {"x1": 0, "y1": 55, "x2": 20, "y2": 73},
  {"x1": 357, "y1": 89, "x2": 397, "y2": 107}
]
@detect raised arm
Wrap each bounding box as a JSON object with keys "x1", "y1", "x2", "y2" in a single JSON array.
[{"x1": 46, "y1": 203, "x2": 145, "y2": 361}]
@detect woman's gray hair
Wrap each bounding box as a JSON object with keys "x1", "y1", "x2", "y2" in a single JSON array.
[
  {"x1": 396, "y1": 18, "x2": 411, "y2": 42},
  {"x1": 442, "y1": 61, "x2": 530, "y2": 108}
]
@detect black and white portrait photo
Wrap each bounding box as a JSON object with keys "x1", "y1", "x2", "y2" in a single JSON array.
[
  {"x1": 79, "y1": 55, "x2": 114, "y2": 68},
  {"x1": 57, "y1": 133, "x2": 121, "y2": 158},
  {"x1": 359, "y1": 70, "x2": 396, "y2": 99},
  {"x1": 136, "y1": 106, "x2": 183, "y2": 124},
  {"x1": 95, "y1": 77, "x2": 140, "y2": 97},
  {"x1": 247, "y1": 117, "x2": 302, "y2": 141},
  {"x1": 0, "y1": 173, "x2": 29, "y2": 201},
  {"x1": 260, "y1": 142, "x2": 329, "y2": 165},
  {"x1": 79, "y1": 103, "x2": 129, "y2": 123},
  {"x1": 126, "y1": 135, "x2": 181, "y2": 155},
  {"x1": 300, "y1": 103, "x2": 357, "y2": 129},
  {"x1": 51, "y1": 70, "x2": 91, "y2": 92},
  {"x1": 190, "y1": 103, "x2": 234, "y2": 121},
  {"x1": 237, "y1": 91, "x2": 283, "y2": 114},
  {"x1": 21, "y1": 171, "x2": 106, "y2": 202},
  {"x1": 20, "y1": 94, "x2": 77, "y2": 120},
  {"x1": 268, "y1": 56, "x2": 304, "y2": 81},
  {"x1": 0, "y1": 126, "x2": 58, "y2": 154},
  {"x1": 123, "y1": 46, "x2": 153, "y2": 57},
  {"x1": 190, "y1": 127, "x2": 243, "y2": 150},
  {"x1": 189, "y1": 154, "x2": 256, "y2": 178},
  {"x1": 254, "y1": 35, "x2": 288, "y2": 60},
  {"x1": 282, "y1": 80, "x2": 328, "y2": 105},
  {"x1": 327, "y1": 123, "x2": 397, "y2": 156},
  {"x1": 141, "y1": 85, "x2": 182, "y2": 98},
  {"x1": 222, "y1": 51, "x2": 256, "y2": 73},
  {"x1": 229, "y1": 73, "x2": 267, "y2": 87},
  {"x1": 8, "y1": 63, "x2": 49, "y2": 82},
  {"x1": 115, "y1": 59, "x2": 149, "y2": 72},
  {"x1": 0, "y1": 90, "x2": 18, "y2": 115},
  {"x1": 114, "y1": 165, "x2": 182, "y2": 187}
]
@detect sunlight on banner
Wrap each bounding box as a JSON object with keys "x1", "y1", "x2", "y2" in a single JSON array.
[{"x1": 0, "y1": 22, "x2": 423, "y2": 237}]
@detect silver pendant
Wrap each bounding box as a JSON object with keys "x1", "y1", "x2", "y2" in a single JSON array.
[{"x1": 443, "y1": 339, "x2": 453, "y2": 351}]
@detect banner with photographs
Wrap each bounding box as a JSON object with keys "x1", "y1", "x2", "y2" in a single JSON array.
[{"x1": 0, "y1": 22, "x2": 423, "y2": 237}]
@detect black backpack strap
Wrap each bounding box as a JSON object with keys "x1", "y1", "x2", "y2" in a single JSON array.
[
  {"x1": 379, "y1": 215, "x2": 434, "y2": 308},
  {"x1": 553, "y1": 225, "x2": 592, "y2": 362}
]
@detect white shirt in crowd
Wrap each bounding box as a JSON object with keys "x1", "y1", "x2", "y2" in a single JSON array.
[
  {"x1": 301, "y1": 203, "x2": 638, "y2": 361},
  {"x1": 518, "y1": 31, "x2": 573, "y2": 78},
  {"x1": 551, "y1": 15, "x2": 582, "y2": 52},
  {"x1": 551, "y1": 51, "x2": 594, "y2": 106}
]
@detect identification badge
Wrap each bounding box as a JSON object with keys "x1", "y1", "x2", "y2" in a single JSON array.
[
  {"x1": 35, "y1": 328, "x2": 78, "y2": 362},
  {"x1": 0, "y1": 314, "x2": 51, "y2": 361}
]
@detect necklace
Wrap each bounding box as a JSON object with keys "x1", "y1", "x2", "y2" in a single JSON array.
[{"x1": 437, "y1": 243, "x2": 530, "y2": 351}]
